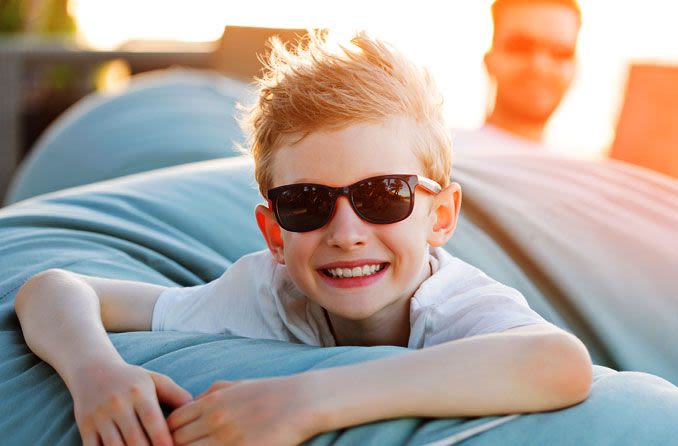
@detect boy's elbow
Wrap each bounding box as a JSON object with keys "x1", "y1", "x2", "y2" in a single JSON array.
[
  {"x1": 15, "y1": 268, "x2": 71, "y2": 312},
  {"x1": 529, "y1": 331, "x2": 593, "y2": 408}
]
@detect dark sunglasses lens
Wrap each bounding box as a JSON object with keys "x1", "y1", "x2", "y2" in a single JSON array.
[
  {"x1": 352, "y1": 177, "x2": 412, "y2": 224},
  {"x1": 275, "y1": 185, "x2": 334, "y2": 232}
]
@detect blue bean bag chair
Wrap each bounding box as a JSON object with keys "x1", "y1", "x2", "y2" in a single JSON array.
[
  {"x1": 2, "y1": 71, "x2": 677, "y2": 445},
  {"x1": 4, "y1": 68, "x2": 251, "y2": 205}
]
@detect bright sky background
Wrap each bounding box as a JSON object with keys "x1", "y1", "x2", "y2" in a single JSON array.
[{"x1": 69, "y1": 0, "x2": 678, "y2": 159}]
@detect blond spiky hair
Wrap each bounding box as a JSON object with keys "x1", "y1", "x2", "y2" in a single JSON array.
[{"x1": 240, "y1": 30, "x2": 452, "y2": 198}]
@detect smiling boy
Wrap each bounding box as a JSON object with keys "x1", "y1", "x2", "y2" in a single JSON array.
[{"x1": 15, "y1": 32, "x2": 592, "y2": 446}]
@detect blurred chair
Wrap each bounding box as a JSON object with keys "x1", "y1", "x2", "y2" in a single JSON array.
[
  {"x1": 209, "y1": 26, "x2": 312, "y2": 82},
  {"x1": 609, "y1": 64, "x2": 678, "y2": 178}
]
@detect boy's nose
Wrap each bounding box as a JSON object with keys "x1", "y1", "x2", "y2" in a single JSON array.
[{"x1": 324, "y1": 196, "x2": 368, "y2": 250}]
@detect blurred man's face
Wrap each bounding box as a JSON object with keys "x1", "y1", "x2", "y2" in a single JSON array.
[{"x1": 485, "y1": 2, "x2": 580, "y2": 124}]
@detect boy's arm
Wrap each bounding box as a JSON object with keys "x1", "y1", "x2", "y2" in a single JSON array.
[
  {"x1": 14, "y1": 269, "x2": 191, "y2": 446},
  {"x1": 310, "y1": 324, "x2": 592, "y2": 425},
  {"x1": 14, "y1": 268, "x2": 164, "y2": 382},
  {"x1": 167, "y1": 323, "x2": 592, "y2": 445}
]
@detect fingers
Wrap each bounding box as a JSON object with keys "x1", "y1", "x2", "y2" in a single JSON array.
[
  {"x1": 195, "y1": 381, "x2": 232, "y2": 400},
  {"x1": 134, "y1": 398, "x2": 174, "y2": 446},
  {"x1": 94, "y1": 404, "x2": 171, "y2": 446},
  {"x1": 111, "y1": 408, "x2": 150, "y2": 446},
  {"x1": 208, "y1": 381, "x2": 231, "y2": 391},
  {"x1": 177, "y1": 438, "x2": 211, "y2": 446},
  {"x1": 172, "y1": 418, "x2": 210, "y2": 446},
  {"x1": 81, "y1": 430, "x2": 100, "y2": 446},
  {"x1": 167, "y1": 400, "x2": 202, "y2": 432},
  {"x1": 96, "y1": 419, "x2": 125, "y2": 446},
  {"x1": 151, "y1": 372, "x2": 194, "y2": 408}
]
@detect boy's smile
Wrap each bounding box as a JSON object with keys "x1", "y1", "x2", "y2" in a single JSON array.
[
  {"x1": 255, "y1": 117, "x2": 461, "y2": 345},
  {"x1": 317, "y1": 258, "x2": 389, "y2": 289}
]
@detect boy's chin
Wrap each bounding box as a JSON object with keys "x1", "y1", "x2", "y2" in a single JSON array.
[
  {"x1": 325, "y1": 303, "x2": 384, "y2": 322},
  {"x1": 318, "y1": 290, "x2": 405, "y2": 322}
]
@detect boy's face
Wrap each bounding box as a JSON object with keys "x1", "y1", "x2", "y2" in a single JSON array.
[{"x1": 256, "y1": 118, "x2": 461, "y2": 324}]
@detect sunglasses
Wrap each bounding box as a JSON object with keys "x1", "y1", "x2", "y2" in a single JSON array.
[{"x1": 267, "y1": 174, "x2": 442, "y2": 233}]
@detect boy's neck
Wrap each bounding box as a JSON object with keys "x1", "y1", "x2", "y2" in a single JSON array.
[
  {"x1": 326, "y1": 301, "x2": 411, "y2": 347},
  {"x1": 326, "y1": 258, "x2": 433, "y2": 347}
]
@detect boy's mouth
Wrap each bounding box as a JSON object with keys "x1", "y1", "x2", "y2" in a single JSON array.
[
  {"x1": 320, "y1": 262, "x2": 388, "y2": 278},
  {"x1": 317, "y1": 261, "x2": 390, "y2": 288}
]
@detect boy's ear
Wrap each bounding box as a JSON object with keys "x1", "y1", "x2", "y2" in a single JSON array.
[
  {"x1": 255, "y1": 204, "x2": 285, "y2": 264},
  {"x1": 427, "y1": 182, "x2": 462, "y2": 247}
]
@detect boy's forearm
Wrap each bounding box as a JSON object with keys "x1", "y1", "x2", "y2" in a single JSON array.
[
  {"x1": 302, "y1": 325, "x2": 592, "y2": 432},
  {"x1": 14, "y1": 270, "x2": 125, "y2": 388}
]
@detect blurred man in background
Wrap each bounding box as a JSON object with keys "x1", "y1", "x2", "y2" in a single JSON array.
[{"x1": 454, "y1": 0, "x2": 581, "y2": 150}]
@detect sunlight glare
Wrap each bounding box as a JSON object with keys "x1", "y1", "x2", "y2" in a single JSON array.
[{"x1": 68, "y1": 0, "x2": 678, "y2": 158}]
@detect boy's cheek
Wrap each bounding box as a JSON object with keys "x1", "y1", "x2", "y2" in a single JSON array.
[{"x1": 276, "y1": 235, "x2": 310, "y2": 268}]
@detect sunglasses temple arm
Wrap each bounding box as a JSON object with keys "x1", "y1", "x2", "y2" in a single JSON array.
[{"x1": 416, "y1": 175, "x2": 442, "y2": 194}]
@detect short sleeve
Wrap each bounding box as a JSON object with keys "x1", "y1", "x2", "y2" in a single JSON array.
[
  {"x1": 151, "y1": 250, "x2": 283, "y2": 337},
  {"x1": 152, "y1": 278, "x2": 226, "y2": 333},
  {"x1": 423, "y1": 288, "x2": 549, "y2": 348},
  {"x1": 409, "y1": 252, "x2": 550, "y2": 349}
]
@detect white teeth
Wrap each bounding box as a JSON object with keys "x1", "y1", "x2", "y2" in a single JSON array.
[{"x1": 325, "y1": 264, "x2": 384, "y2": 278}]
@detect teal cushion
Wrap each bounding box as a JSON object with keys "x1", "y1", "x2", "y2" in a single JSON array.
[
  {"x1": 5, "y1": 69, "x2": 252, "y2": 205},
  {"x1": 8, "y1": 68, "x2": 678, "y2": 382},
  {"x1": 454, "y1": 146, "x2": 678, "y2": 383},
  {"x1": 1, "y1": 158, "x2": 677, "y2": 445}
]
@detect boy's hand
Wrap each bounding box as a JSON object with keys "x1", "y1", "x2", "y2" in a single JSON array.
[
  {"x1": 69, "y1": 360, "x2": 193, "y2": 446},
  {"x1": 167, "y1": 376, "x2": 321, "y2": 446}
]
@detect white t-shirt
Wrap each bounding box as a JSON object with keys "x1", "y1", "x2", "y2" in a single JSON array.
[{"x1": 152, "y1": 247, "x2": 549, "y2": 348}]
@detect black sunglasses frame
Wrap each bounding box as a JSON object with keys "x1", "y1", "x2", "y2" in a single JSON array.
[{"x1": 267, "y1": 174, "x2": 441, "y2": 233}]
